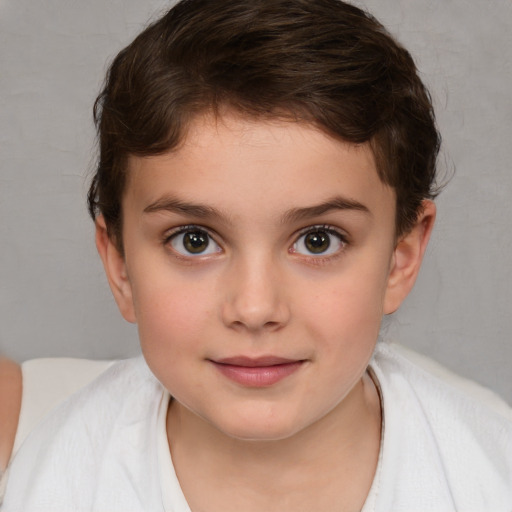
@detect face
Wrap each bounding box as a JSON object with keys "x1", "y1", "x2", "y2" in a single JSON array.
[{"x1": 99, "y1": 113, "x2": 433, "y2": 441}]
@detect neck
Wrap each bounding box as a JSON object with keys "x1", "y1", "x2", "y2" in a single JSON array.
[{"x1": 166, "y1": 372, "x2": 381, "y2": 512}]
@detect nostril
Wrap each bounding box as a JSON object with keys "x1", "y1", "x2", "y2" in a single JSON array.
[{"x1": 229, "y1": 320, "x2": 280, "y2": 330}]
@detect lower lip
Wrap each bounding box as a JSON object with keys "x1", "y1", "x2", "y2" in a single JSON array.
[{"x1": 211, "y1": 361, "x2": 304, "y2": 387}]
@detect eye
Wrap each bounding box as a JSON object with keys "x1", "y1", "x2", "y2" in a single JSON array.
[
  {"x1": 292, "y1": 227, "x2": 345, "y2": 257},
  {"x1": 168, "y1": 227, "x2": 221, "y2": 256}
]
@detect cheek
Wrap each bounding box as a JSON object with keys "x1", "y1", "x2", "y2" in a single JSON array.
[
  {"x1": 131, "y1": 275, "x2": 215, "y2": 356},
  {"x1": 309, "y1": 289, "x2": 382, "y2": 346},
  {"x1": 299, "y1": 262, "x2": 389, "y2": 349},
  {"x1": 133, "y1": 282, "x2": 215, "y2": 397}
]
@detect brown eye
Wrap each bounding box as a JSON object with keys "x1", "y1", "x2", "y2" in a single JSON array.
[
  {"x1": 183, "y1": 230, "x2": 209, "y2": 253},
  {"x1": 304, "y1": 231, "x2": 330, "y2": 253},
  {"x1": 292, "y1": 227, "x2": 345, "y2": 257},
  {"x1": 170, "y1": 228, "x2": 221, "y2": 256}
]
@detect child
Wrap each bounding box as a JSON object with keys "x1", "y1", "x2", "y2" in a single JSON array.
[{"x1": 3, "y1": 0, "x2": 512, "y2": 510}]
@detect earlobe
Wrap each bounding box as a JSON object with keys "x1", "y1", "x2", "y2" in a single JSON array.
[
  {"x1": 383, "y1": 200, "x2": 436, "y2": 314},
  {"x1": 95, "y1": 216, "x2": 137, "y2": 323}
]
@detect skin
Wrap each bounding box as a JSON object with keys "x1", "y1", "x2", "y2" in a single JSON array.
[
  {"x1": 96, "y1": 113, "x2": 435, "y2": 512},
  {"x1": 0, "y1": 358, "x2": 22, "y2": 473}
]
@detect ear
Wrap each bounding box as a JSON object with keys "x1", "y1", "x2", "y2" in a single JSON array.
[
  {"x1": 95, "y1": 216, "x2": 136, "y2": 323},
  {"x1": 383, "y1": 200, "x2": 436, "y2": 314}
]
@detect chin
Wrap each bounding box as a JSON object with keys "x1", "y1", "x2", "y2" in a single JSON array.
[{"x1": 210, "y1": 409, "x2": 311, "y2": 443}]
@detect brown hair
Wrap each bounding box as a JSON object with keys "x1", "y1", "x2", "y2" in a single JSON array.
[{"x1": 88, "y1": 0, "x2": 441, "y2": 250}]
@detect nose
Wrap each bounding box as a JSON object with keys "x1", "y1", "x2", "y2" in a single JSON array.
[{"x1": 221, "y1": 256, "x2": 290, "y2": 332}]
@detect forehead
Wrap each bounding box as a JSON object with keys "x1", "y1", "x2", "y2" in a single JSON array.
[{"x1": 124, "y1": 113, "x2": 395, "y2": 224}]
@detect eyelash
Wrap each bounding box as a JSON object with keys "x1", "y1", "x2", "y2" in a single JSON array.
[
  {"x1": 290, "y1": 225, "x2": 348, "y2": 263},
  {"x1": 163, "y1": 224, "x2": 348, "y2": 262},
  {"x1": 163, "y1": 225, "x2": 221, "y2": 259}
]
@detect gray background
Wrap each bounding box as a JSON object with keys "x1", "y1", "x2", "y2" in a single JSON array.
[{"x1": 1, "y1": 0, "x2": 511, "y2": 402}]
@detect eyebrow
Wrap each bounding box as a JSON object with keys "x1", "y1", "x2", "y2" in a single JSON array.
[
  {"x1": 143, "y1": 196, "x2": 224, "y2": 220},
  {"x1": 143, "y1": 195, "x2": 370, "y2": 223},
  {"x1": 282, "y1": 196, "x2": 371, "y2": 223}
]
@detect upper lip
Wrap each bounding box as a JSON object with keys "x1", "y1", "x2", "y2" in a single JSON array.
[{"x1": 211, "y1": 356, "x2": 302, "y2": 367}]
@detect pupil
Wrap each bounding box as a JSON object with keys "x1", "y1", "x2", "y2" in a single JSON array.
[
  {"x1": 184, "y1": 231, "x2": 209, "y2": 253},
  {"x1": 305, "y1": 231, "x2": 330, "y2": 253}
]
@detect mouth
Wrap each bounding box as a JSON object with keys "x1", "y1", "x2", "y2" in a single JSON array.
[{"x1": 209, "y1": 356, "x2": 305, "y2": 387}]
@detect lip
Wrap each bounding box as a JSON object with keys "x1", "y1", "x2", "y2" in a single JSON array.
[{"x1": 210, "y1": 356, "x2": 305, "y2": 387}]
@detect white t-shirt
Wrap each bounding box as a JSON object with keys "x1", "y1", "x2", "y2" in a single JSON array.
[{"x1": 3, "y1": 343, "x2": 512, "y2": 511}]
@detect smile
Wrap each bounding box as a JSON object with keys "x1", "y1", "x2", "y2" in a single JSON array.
[{"x1": 210, "y1": 356, "x2": 305, "y2": 387}]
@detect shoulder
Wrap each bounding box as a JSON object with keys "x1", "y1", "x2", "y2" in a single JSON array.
[
  {"x1": 374, "y1": 342, "x2": 512, "y2": 419},
  {"x1": 3, "y1": 357, "x2": 164, "y2": 511},
  {"x1": 14, "y1": 357, "x2": 157, "y2": 452},
  {"x1": 1, "y1": 357, "x2": 116, "y2": 505},
  {"x1": 0, "y1": 358, "x2": 21, "y2": 472},
  {"x1": 370, "y1": 342, "x2": 512, "y2": 510},
  {"x1": 0, "y1": 358, "x2": 21, "y2": 502},
  {"x1": 14, "y1": 357, "x2": 117, "y2": 453}
]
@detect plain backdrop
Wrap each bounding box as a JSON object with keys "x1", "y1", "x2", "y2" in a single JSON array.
[{"x1": 1, "y1": 0, "x2": 511, "y2": 402}]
